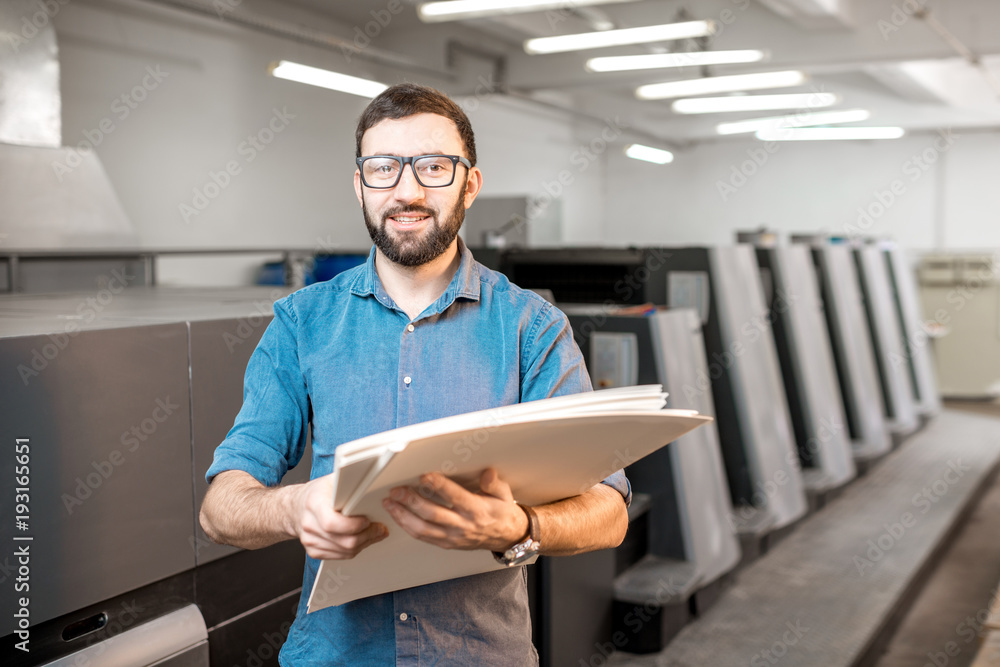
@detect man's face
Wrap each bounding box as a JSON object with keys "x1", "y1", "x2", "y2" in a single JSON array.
[{"x1": 355, "y1": 113, "x2": 482, "y2": 267}]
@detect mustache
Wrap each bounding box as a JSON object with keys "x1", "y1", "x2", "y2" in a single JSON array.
[{"x1": 382, "y1": 204, "x2": 437, "y2": 220}]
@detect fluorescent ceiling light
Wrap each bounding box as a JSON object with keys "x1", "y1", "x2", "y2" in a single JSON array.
[
  {"x1": 588, "y1": 50, "x2": 766, "y2": 72},
  {"x1": 524, "y1": 20, "x2": 716, "y2": 55},
  {"x1": 672, "y1": 92, "x2": 839, "y2": 114},
  {"x1": 637, "y1": 70, "x2": 807, "y2": 100},
  {"x1": 624, "y1": 144, "x2": 674, "y2": 164},
  {"x1": 716, "y1": 109, "x2": 871, "y2": 135},
  {"x1": 418, "y1": 0, "x2": 639, "y2": 22},
  {"x1": 756, "y1": 127, "x2": 906, "y2": 141},
  {"x1": 269, "y1": 61, "x2": 387, "y2": 98}
]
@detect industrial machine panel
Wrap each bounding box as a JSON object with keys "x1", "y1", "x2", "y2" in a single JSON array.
[
  {"x1": 809, "y1": 246, "x2": 891, "y2": 458},
  {"x1": 759, "y1": 246, "x2": 856, "y2": 491},
  {"x1": 702, "y1": 247, "x2": 806, "y2": 530},
  {"x1": 884, "y1": 247, "x2": 941, "y2": 416},
  {"x1": 189, "y1": 317, "x2": 313, "y2": 566},
  {"x1": 854, "y1": 246, "x2": 920, "y2": 436},
  {"x1": 0, "y1": 323, "x2": 195, "y2": 634}
]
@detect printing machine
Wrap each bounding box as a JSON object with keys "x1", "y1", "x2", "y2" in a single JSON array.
[
  {"x1": 503, "y1": 247, "x2": 807, "y2": 549},
  {"x1": 883, "y1": 244, "x2": 941, "y2": 419},
  {"x1": 566, "y1": 306, "x2": 741, "y2": 653},
  {"x1": 794, "y1": 240, "x2": 893, "y2": 465},
  {"x1": 752, "y1": 245, "x2": 857, "y2": 503},
  {"x1": 853, "y1": 245, "x2": 922, "y2": 442},
  {"x1": 0, "y1": 288, "x2": 310, "y2": 667}
]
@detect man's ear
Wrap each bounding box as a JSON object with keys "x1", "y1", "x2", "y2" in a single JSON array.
[
  {"x1": 354, "y1": 170, "x2": 364, "y2": 208},
  {"x1": 463, "y1": 167, "x2": 484, "y2": 209}
]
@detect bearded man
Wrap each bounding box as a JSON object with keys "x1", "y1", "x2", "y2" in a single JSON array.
[{"x1": 200, "y1": 83, "x2": 630, "y2": 666}]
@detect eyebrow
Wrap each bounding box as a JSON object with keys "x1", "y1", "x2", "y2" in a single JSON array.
[{"x1": 363, "y1": 150, "x2": 448, "y2": 156}]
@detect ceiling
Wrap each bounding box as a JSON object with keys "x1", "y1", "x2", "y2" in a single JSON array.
[{"x1": 233, "y1": 0, "x2": 1000, "y2": 145}]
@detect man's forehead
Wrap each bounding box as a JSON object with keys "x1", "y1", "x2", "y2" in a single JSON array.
[{"x1": 361, "y1": 113, "x2": 464, "y2": 155}]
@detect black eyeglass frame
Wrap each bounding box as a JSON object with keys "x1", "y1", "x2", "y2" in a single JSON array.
[{"x1": 355, "y1": 154, "x2": 472, "y2": 189}]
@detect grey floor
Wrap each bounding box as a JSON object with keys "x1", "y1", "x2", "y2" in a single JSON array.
[
  {"x1": 605, "y1": 407, "x2": 1000, "y2": 667},
  {"x1": 874, "y1": 400, "x2": 1000, "y2": 667}
]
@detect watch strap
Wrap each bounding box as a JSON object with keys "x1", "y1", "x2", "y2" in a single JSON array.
[{"x1": 520, "y1": 503, "x2": 539, "y2": 543}]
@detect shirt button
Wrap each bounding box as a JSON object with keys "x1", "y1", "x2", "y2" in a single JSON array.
[
  {"x1": 407, "y1": 324, "x2": 415, "y2": 332},
  {"x1": 399, "y1": 613, "x2": 408, "y2": 621},
  {"x1": 403, "y1": 376, "x2": 412, "y2": 385}
]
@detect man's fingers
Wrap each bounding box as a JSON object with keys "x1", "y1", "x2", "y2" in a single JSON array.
[
  {"x1": 416, "y1": 472, "x2": 476, "y2": 508},
  {"x1": 302, "y1": 522, "x2": 388, "y2": 560},
  {"x1": 387, "y1": 486, "x2": 464, "y2": 526},
  {"x1": 384, "y1": 499, "x2": 453, "y2": 545},
  {"x1": 478, "y1": 467, "x2": 514, "y2": 501}
]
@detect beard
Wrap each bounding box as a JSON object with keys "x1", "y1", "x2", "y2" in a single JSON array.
[{"x1": 362, "y1": 183, "x2": 468, "y2": 267}]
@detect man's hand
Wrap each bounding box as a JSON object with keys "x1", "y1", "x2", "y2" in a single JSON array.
[
  {"x1": 382, "y1": 468, "x2": 529, "y2": 552},
  {"x1": 289, "y1": 474, "x2": 389, "y2": 560}
]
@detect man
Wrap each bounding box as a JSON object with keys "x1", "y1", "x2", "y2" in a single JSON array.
[{"x1": 200, "y1": 83, "x2": 630, "y2": 666}]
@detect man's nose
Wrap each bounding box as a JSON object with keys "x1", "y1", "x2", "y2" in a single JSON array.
[{"x1": 393, "y1": 163, "x2": 426, "y2": 200}]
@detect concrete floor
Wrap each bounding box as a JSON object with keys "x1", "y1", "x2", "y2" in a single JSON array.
[{"x1": 874, "y1": 400, "x2": 1000, "y2": 667}]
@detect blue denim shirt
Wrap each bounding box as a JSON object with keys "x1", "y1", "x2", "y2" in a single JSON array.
[{"x1": 206, "y1": 239, "x2": 630, "y2": 666}]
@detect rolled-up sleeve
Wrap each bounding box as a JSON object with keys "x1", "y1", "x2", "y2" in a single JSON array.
[
  {"x1": 205, "y1": 297, "x2": 310, "y2": 487},
  {"x1": 520, "y1": 301, "x2": 632, "y2": 507}
]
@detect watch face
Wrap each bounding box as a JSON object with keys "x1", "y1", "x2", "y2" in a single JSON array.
[{"x1": 504, "y1": 539, "x2": 541, "y2": 566}]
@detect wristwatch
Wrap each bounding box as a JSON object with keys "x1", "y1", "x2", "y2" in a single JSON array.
[{"x1": 493, "y1": 503, "x2": 541, "y2": 567}]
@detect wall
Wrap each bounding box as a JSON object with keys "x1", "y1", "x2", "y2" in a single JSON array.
[
  {"x1": 51, "y1": 0, "x2": 1000, "y2": 288},
  {"x1": 605, "y1": 127, "x2": 1000, "y2": 251},
  {"x1": 53, "y1": 0, "x2": 610, "y2": 285}
]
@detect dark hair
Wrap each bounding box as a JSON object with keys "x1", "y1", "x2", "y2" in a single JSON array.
[{"x1": 355, "y1": 83, "x2": 477, "y2": 166}]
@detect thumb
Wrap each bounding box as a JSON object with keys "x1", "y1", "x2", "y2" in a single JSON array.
[{"x1": 480, "y1": 467, "x2": 513, "y2": 501}]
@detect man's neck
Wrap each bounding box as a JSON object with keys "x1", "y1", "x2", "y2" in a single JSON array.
[{"x1": 374, "y1": 241, "x2": 462, "y2": 321}]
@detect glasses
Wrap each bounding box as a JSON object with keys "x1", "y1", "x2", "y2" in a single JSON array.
[{"x1": 356, "y1": 154, "x2": 471, "y2": 189}]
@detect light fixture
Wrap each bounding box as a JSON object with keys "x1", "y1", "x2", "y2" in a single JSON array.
[
  {"x1": 587, "y1": 50, "x2": 766, "y2": 72},
  {"x1": 637, "y1": 70, "x2": 807, "y2": 100},
  {"x1": 624, "y1": 144, "x2": 674, "y2": 164},
  {"x1": 716, "y1": 109, "x2": 871, "y2": 135},
  {"x1": 672, "y1": 92, "x2": 839, "y2": 114},
  {"x1": 269, "y1": 61, "x2": 387, "y2": 98},
  {"x1": 756, "y1": 127, "x2": 906, "y2": 141},
  {"x1": 524, "y1": 20, "x2": 716, "y2": 55},
  {"x1": 418, "y1": 0, "x2": 640, "y2": 22}
]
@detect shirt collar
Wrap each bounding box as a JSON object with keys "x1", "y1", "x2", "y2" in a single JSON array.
[{"x1": 350, "y1": 237, "x2": 481, "y2": 311}]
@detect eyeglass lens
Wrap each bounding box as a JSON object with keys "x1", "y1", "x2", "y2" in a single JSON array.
[{"x1": 362, "y1": 156, "x2": 457, "y2": 187}]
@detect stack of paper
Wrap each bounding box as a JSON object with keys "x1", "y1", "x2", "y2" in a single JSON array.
[{"x1": 308, "y1": 385, "x2": 712, "y2": 612}]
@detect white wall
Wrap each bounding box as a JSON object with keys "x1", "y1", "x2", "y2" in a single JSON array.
[
  {"x1": 53, "y1": 0, "x2": 615, "y2": 284},
  {"x1": 53, "y1": 0, "x2": 1000, "y2": 287},
  {"x1": 605, "y1": 128, "x2": 1000, "y2": 250}
]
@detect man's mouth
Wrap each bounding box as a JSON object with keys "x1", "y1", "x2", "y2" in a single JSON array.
[{"x1": 387, "y1": 212, "x2": 432, "y2": 227}]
